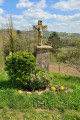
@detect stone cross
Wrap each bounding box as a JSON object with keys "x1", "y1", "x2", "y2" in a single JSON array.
[{"x1": 33, "y1": 20, "x2": 47, "y2": 46}]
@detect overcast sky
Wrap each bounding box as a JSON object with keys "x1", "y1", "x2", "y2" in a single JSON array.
[{"x1": 0, "y1": 0, "x2": 80, "y2": 33}]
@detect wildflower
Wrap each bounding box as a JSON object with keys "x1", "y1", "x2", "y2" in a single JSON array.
[
  {"x1": 51, "y1": 87, "x2": 56, "y2": 91},
  {"x1": 60, "y1": 86, "x2": 64, "y2": 90}
]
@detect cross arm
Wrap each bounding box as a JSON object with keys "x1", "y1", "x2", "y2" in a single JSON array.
[
  {"x1": 33, "y1": 25, "x2": 38, "y2": 30},
  {"x1": 42, "y1": 25, "x2": 47, "y2": 30},
  {"x1": 33, "y1": 25, "x2": 47, "y2": 30}
]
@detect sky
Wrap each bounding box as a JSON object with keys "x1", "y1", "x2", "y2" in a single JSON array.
[{"x1": 0, "y1": 0, "x2": 80, "y2": 33}]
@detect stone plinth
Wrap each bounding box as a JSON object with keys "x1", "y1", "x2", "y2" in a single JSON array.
[{"x1": 34, "y1": 45, "x2": 52, "y2": 71}]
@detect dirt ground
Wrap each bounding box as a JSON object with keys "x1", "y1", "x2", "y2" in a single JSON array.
[{"x1": 49, "y1": 63, "x2": 80, "y2": 77}]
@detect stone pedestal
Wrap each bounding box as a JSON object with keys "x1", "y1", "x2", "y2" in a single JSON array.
[{"x1": 34, "y1": 45, "x2": 52, "y2": 71}]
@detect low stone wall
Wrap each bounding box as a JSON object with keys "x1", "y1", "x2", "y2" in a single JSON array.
[{"x1": 49, "y1": 63, "x2": 80, "y2": 77}]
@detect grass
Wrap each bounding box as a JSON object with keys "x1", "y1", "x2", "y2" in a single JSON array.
[
  {"x1": 0, "y1": 70, "x2": 80, "y2": 120},
  {"x1": 58, "y1": 46, "x2": 78, "y2": 51}
]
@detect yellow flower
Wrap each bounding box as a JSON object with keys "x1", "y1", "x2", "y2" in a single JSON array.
[
  {"x1": 60, "y1": 86, "x2": 64, "y2": 90},
  {"x1": 51, "y1": 87, "x2": 56, "y2": 91}
]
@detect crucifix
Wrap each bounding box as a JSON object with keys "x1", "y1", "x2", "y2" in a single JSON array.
[{"x1": 33, "y1": 20, "x2": 47, "y2": 46}]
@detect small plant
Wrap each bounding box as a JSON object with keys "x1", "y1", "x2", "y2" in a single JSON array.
[
  {"x1": 50, "y1": 85, "x2": 65, "y2": 92},
  {"x1": 51, "y1": 87, "x2": 56, "y2": 91},
  {"x1": 60, "y1": 86, "x2": 64, "y2": 90},
  {"x1": 5, "y1": 52, "x2": 36, "y2": 86},
  {"x1": 25, "y1": 68, "x2": 52, "y2": 91}
]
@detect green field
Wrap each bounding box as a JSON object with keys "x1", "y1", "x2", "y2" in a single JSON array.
[{"x1": 0, "y1": 70, "x2": 80, "y2": 120}]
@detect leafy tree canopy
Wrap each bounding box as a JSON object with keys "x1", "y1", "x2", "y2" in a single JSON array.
[{"x1": 47, "y1": 32, "x2": 62, "y2": 51}]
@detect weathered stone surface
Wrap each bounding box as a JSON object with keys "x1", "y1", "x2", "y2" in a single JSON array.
[
  {"x1": 35, "y1": 45, "x2": 52, "y2": 71},
  {"x1": 33, "y1": 20, "x2": 47, "y2": 46},
  {"x1": 33, "y1": 20, "x2": 52, "y2": 71}
]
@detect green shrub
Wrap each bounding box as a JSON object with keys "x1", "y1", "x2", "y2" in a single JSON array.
[
  {"x1": 5, "y1": 52, "x2": 52, "y2": 90},
  {"x1": 5, "y1": 52, "x2": 36, "y2": 85},
  {"x1": 25, "y1": 68, "x2": 52, "y2": 91},
  {"x1": 57, "y1": 53, "x2": 68, "y2": 63}
]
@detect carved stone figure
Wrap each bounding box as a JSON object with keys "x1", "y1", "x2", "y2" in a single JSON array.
[{"x1": 33, "y1": 20, "x2": 47, "y2": 46}]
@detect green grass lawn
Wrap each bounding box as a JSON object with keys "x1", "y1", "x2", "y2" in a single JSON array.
[{"x1": 0, "y1": 70, "x2": 80, "y2": 120}]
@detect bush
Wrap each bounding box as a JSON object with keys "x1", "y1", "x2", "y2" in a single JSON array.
[
  {"x1": 57, "y1": 53, "x2": 68, "y2": 63},
  {"x1": 5, "y1": 52, "x2": 52, "y2": 91},
  {"x1": 25, "y1": 68, "x2": 52, "y2": 91},
  {"x1": 5, "y1": 52, "x2": 36, "y2": 85}
]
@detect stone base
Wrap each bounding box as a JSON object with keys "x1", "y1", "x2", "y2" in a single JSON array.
[{"x1": 34, "y1": 45, "x2": 52, "y2": 71}]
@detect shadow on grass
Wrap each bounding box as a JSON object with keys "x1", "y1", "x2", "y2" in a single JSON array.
[{"x1": 0, "y1": 79, "x2": 22, "y2": 90}]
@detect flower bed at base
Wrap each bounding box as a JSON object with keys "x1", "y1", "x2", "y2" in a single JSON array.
[{"x1": 18, "y1": 84, "x2": 73, "y2": 95}]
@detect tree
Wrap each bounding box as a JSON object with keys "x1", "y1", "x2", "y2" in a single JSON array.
[
  {"x1": 76, "y1": 38, "x2": 80, "y2": 52},
  {"x1": 7, "y1": 14, "x2": 14, "y2": 53},
  {"x1": 1, "y1": 14, "x2": 15, "y2": 59},
  {"x1": 47, "y1": 32, "x2": 62, "y2": 51},
  {"x1": 1, "y1": 23, "x2": 10, "y2": 59},
  {"x1": 1, "y1": 15, "x2": 28, "y2": 58}
]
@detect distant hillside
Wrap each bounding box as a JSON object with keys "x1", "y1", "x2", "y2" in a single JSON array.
[
  {"x1": 43, "y1": 31, "x2": 80, "y2": 39},
  {"x1": 0, "y1": 29, "x2": 80, "y2": 39}
]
